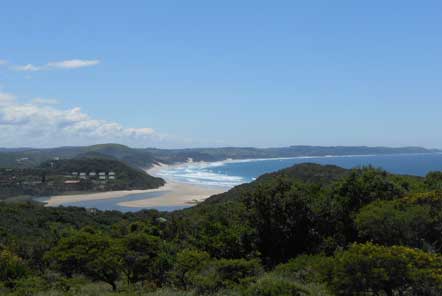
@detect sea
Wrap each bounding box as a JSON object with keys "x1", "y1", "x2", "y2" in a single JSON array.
[
  {"x1": 44, "y1": 153, "x2": 442, "y2": 212},
  {"x1": 156, "y1": 153, "x2": 442, "y2": 187}
]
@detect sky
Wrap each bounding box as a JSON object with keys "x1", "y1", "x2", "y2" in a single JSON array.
[{"x1": 1, "y1": 1, "x2": 442, "y2": 149}]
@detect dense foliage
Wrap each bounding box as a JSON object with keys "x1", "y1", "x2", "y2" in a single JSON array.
[
  {"x1": 0, "y1": 158, "x2": 164, "y2": 200},
  {"x1": 1, "y1": 163, "x2": 442, "y2": 295}
]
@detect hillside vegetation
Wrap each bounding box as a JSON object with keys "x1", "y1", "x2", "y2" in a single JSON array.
[
  {"x1": 1, "y1": 163, "x2": 442, "y2": 295},
  {"x1": 0, "y1": 158, "x2": 164, "y2": 200}
]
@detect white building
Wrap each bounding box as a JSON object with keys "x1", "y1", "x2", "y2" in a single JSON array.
[{"x1": 98, "y1": 172, "x2": 106, "y2": 180}]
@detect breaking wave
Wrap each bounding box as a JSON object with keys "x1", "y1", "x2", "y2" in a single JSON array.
[{"x1": 155, "y1": 161, "x2": 246, "y2": 188}]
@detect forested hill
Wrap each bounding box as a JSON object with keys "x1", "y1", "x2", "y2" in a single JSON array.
[
  {"x1": 0, "y1": 158, "x2": 164, "y2": 200},
  {"x1": 0, "y1": 144, "x2": 156, "y2": 169},
  {"x1": 0, "y1": 143, "x2": 440, "y2": 169},
  {"x1": 1, "y1": 163, "x2": 442, "y2": 295},
  {"x1": 200, "y1": 163, "x2": 350, "y2": 204}
]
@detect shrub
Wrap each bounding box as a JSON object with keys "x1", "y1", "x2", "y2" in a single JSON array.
[
  {"x1": 425, "y1": 172, "x2": 442, "y2": 190},
  {"x1": 274, "y1": 255, "x2": 332, "y2": 283},
  {"x1": 355, "y1": 200, "x2": 432, "y2": 247},
  {"x1": 6, "y1": 276, "x2": 48, "y2": 296},
  {"x1": 242, "y1": 276, "x2": 310, "y2": 296},
  {"x1": 0, "y1": 249, "x2": 27, "y2": 288},
  {"x1": 325, "y1": 243, "x2": 442, "y2": 296},
  {"x1": 192, "y1": 258, "x2": 263, "y2": 294},
  {"x1": 170, "y1": 249, "x2": 211, "y2": 289}
]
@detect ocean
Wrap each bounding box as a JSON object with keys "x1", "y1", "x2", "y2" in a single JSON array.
[{"x1": 157, "y1": 153, "x2": 442, "y2": 188}]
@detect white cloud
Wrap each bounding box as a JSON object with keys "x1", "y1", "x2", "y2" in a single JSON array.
[
  {"x1": 0, "y1": 92, "x2": 16, "y2": 106},
  {"x1": 12, "y1": 59, "x2": 100, "y2": 72},
  {"x1": 32, "y1": 98, "x2": 59, "y2": 105},
  {"x1": 0, "y1": 60, "x2": 7, "y2": 65},
  {"x1": 13, "y1": 64, "x2": 40, "y2": 72},
  {"x1": 47, "y1": 59, "x2": 100, "y2": 69},
  {"x1": 0, "y1": 92, "x2": 161, "y2": 147}
]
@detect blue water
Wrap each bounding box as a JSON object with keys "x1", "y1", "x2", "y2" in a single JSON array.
[
  {"x1": 158, "y1": 153, "x2": 442, "y2": 187},
  {"x1": 47, "y1": 153, "x2": 442, "y2": 212}
]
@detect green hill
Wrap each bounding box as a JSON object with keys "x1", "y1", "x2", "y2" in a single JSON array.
[
  {"x1": 0, "y1": 158, "x2": 164, "y2": 200},
  {"x1": 0, "y1": 144, "x2": 156, "y2": 169}
]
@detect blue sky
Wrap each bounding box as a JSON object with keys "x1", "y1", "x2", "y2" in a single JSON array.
[{"x1": 1, "y1": 1, "x2": 441, "y2": 148}]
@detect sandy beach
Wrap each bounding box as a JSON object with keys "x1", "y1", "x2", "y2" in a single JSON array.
[{"x1": 44, "y1": 163, "x2": 227, "y2": 209}]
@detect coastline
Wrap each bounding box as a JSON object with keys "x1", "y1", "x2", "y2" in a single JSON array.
[
  {"x1": 43, "y1": 163, "x2": 227, "y2": 209},
  {"x1": 40, "y1": 152, "x2": 442, "y2": 210}
]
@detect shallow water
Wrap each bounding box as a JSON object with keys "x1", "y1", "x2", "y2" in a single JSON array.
[{"x1": 60, "y1": 191, "x2": 188, "y2": 212}]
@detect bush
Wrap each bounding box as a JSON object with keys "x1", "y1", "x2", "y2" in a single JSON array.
[
  {"x1": 425, "y1": 172, "x2": 442, "y2": 190},
  {"x1": 6, "y1": 276, "x2": 49, "y2": 296},
  {"x1": 274, "y1": 255, "x2": 332, "y2": 283},
  {"x1": 355, "y1": 200, "x2": 432, "y2": 247},
  {"x1": 192, "y1": 258, "x2": 263, "y2": 294},
  {"x1": 325, "y1": 243, "x2": 442, "y2": 295},
  {"x1": 0, "y1": 249, "x2": 27, "y2": 288},
  {"x1": 242, "y1": 276, "x2": 310, "y2": 296},
  {"x1": 170, "y1": 249, "x2": 211, "y2": 289}
]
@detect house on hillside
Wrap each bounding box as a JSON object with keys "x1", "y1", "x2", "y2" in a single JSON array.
[
  {"x1": 108, "y1": 171, "x2": 116, "y2": 180},
  {"x1": 98, "y1": 172, "x2": 106, "y2": 180}
]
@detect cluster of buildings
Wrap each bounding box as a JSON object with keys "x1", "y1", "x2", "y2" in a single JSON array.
[
  {"x1": 63, "y1": 171, "x2": 117, "y2": 185},
  {"x1": 71, "y1": 171, "x2": 117, "y2": 180}
]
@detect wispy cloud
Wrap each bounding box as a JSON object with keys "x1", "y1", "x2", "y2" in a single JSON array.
[
  {"x1": 12, "y1": 59, "x2": 100, "y2": 72},
  {"x1": 0, "y1": 60, "x2": 8, "y2": 65},
  {"x1": 47, "y1": 59, "x2": 100, "y2": 69},
  {"x1": 13, "y1": 64, "x2": 40, "y2": 72}
]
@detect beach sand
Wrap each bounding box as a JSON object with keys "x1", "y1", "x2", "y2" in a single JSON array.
[{"x1": 44, "y1": 163, "x2": 227, "y2": 209}]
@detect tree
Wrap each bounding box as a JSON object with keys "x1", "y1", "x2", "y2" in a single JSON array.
[
  {"x1": 46, "y1": 230, "x2": 121, "y2": 291},
  {"x1": 331, "y1": 167, "x2": 405, "y2": 212},
  {"x1": 0, "y1": 249, "x2": 27, "y2": 288},
  {"x1": 425, "y1": 172, "x2": 442, "y2": 190},
  {"x1": 171, "y1": 249, "x2": 211, "y2": 289},
  {"x1": 355, "y1": 200, "x2": 432, "y2": 247},
  {"x1": 325, "y1": 243, "x2": 442, "y2": 296},
  {"x1": 321, "y1": 167, "x2": 407, "y2": 244},
  {"x1": 117, "y1": 232, "x2": 163, "y2": 286},
  {"x1": 245, "y1": 178, "x2": 316, "y2": 265}
]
